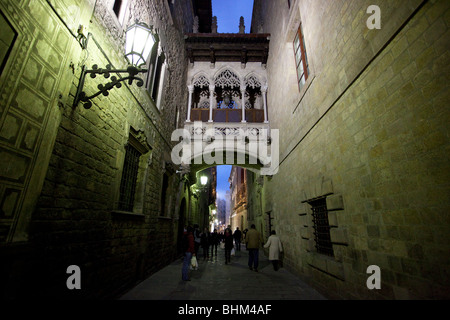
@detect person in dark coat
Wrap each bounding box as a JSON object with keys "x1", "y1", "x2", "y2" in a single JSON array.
[
  {"x1": 245, "y1": 224, "x2": 262, "y2": 272},
  {"x1": 223, "y1": 228, "x2": 234, "y2": 264},
  {"x1": 200, "y1": 228, "x2": 211, "y2": 260},
  {"x1": 182, "y1": 225, "x2": 195, "y2": 281},
  {"x1": 233, "y1": 227, "x2": 242, "y2": 251},
  {"x1": 210, "y1": 229, "x2": 220, "y2": 258}
]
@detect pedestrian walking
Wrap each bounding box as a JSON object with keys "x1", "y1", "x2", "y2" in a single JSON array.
[
  {"x1": 264, "y1": 230, "x2": 283, "y2": 271},
  {"x1": 200, "y1": 228, "x2": 211, "y2": 260},
  {"x1": 210, "y1": 229, "x2": 220, "y2": 258},
  {"x1": 245, "y1": 224, "x2": 263, "y2": 272},
  {"x1": 193, "y1": 224, "x2": 201, "y2": 256},
  {"x1": 181, "y1": 225, "x2": 195, "y2": 281},
  {"x1": 243, "y1": 228, "x2": 248, "y2": 241},
  {"x1": 223, "y1": 228, "x2": 234, "y2": 264},
  {"x1": 233, "y1": 227, "x2": 242, "y2": 251}
]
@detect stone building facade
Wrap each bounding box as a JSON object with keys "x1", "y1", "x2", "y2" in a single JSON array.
[
  {"x1": 229, "y1": 166, "x2": 248, "y2": 232},
  {"x1": 0, "y1": 0, "x2": 200, "y2": 299},
  {"x1": 1, "y1": 0, "x2": 449, "y2": 301},
  {"x1": 249, "y1": 0, "x2": 449, "y2": 299}
]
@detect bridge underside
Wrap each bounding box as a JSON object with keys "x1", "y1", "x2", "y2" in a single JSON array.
[{"x1": 183, "y1": 150, "x2": 265, "y2": 184}]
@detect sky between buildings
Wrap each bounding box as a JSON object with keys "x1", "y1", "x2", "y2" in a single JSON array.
[
  {"x1": 211, "y1": 0, "x2": 254, "y2": 33},
  {"x1": 210, "y1": 0, "x2": 254, "y2": 199}
]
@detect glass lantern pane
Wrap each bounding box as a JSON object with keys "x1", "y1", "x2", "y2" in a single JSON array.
[
  {"x1": 133, "y1": 27, "x2": 148, "y2": 55},
  {"x1": 125, "y1": 26, "x2": 136, "y2": 55},
  {"x1": 142, "y1": 36, "x2": 155, "y2": 64}
]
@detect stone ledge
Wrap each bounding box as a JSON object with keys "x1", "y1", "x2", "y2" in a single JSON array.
[
  {"x1": 327, "y1": 212, "x2": 339, "y2": 227},
  {"x1": 111, "y1": 210, "x2": 146, "y2": 219},
  {"x1": 326, "y1": 194, "x2": 344, "y2": 211},
  {"x1": 157, "y1": 216, "x2": 172, "y2": 221},
  {"x1": 330, "y1": 227, "x2": 349, "y2": 245},
  {"x1": 305, "y1": 252, "x2": 345, "y2": 281}
]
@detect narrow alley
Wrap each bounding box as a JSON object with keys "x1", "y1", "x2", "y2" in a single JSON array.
[
  {"x1": 120, "y1": 244, "x2": 326, "y2": 300},
  {"x1": 1, "y1": 0, "x2": 449, "y2": 303}
]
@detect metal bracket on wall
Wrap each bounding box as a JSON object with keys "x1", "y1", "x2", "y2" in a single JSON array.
[{"x1": 73, "y1": 64, "x2": 147, "y2": 109}]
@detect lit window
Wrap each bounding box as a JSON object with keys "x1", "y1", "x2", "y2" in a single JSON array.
[{"x1": 293, "y1": 23, "x2": 309, "y2": 91}]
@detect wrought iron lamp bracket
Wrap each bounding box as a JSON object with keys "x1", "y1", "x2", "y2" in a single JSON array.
[{"x1": 73, "y1": 64, "x2": 147, "y2": 109}]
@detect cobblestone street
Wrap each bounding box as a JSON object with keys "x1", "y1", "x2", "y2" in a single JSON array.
[{"x1": 120, "y1": 245, "x2": 326, "y2": 300}]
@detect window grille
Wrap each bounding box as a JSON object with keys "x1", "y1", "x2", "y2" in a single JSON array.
[
  {"x1": 309, "y1": 198, "x2": 334, "y2": 257},
  {"x1": 118, "y1": 143, "x2": 141, "y2": 211}
]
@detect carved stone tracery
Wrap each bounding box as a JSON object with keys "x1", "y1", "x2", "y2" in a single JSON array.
[
  {"x1": 214, "y1": 69, "x2": 241, "y2": 88},
  {"x1": 245, "y1": 75, "x2": 262, "y2": 89},
  {"x1": 193, "y1": 75, "x2": 210, "y2": 88}
]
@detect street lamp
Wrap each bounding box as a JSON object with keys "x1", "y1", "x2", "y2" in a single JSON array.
[
  {"x1": 73, "y1": 21, "x2": 156, "y2": 109},
  {"x1": 125, "y1": 22, "x2": 156, "y2": 67},
  {"x1": 200, "y1": 176, "x2": 208, "y2": 186}
]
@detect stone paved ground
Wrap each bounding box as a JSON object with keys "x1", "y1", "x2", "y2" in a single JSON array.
[{"x1": 120, "y1": 244, "x2": 327, "y2": 300}]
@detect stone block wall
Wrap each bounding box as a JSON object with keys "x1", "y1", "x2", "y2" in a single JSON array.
[
  {"x1": 0, "y1": 0, "x2": 191, "y2": 299},
  {"x1": 254, "y1": 0, "x2": 450, "y2": 299}
]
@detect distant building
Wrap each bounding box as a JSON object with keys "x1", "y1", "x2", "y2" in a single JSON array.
[{"x1": 229, "y1": 166, "x2": 248, "y2": 232}]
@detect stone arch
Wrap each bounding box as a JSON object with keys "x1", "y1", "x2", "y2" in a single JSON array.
[
  {"x1": 186, "y1": 146, "x2": 268, "y2": 176},
  {"x1": 244, "y1": 72, "x2": 264, "y2": 89},
  {"x1": 191, "y1": 72, "x2": 211, "y2": 88},
  {"x1": 244, "y1": 72, "x2": 266, "y2": 110}
]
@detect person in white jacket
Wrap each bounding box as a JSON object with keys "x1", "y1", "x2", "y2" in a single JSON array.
[{"x1": 264, "y1": 230, "x2": 283, "y2": 271}]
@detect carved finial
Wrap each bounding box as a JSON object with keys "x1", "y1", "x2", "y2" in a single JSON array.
[
  {"x1": 193, "y1": 16, "x2": 199, "y2": 33},
  {"x1": 212, "y1": 16, "x2": 218, "y2": 33},
  {"x1": 258, "y1": 22, "x2": 264, "y2": 33},
  {"x1": 239, "y1": 16, "x2": 245, "y2": 34}
]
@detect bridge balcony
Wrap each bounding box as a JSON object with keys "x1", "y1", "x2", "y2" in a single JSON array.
[
  {"x1": 188, "y1": 108, "x2": 265, "y2": 123},
  {"x1": 184, "y1": 120, "x2": 271, "y2": 142}
]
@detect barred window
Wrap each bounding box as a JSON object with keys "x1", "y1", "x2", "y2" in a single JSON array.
[
  {"x1": 293, "y1": 23, "x2": 309, "y2": 91},
  {"x1": 118, "y1": 143, "x2": 142, "y2": 212},
  {"x1": 309, "y1": 198, "x2": 334, "y2": 257}
]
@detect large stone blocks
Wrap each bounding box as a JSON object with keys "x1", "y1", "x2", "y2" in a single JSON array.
[{"x1": 252, "y1": 0, "x2": 450, "y2": 299}]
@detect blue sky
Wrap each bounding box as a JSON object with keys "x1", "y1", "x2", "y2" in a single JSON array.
[
  {"x1": 212, "y1": 0, "x2": 254, "y2": 33},
  {"x1": 216, "y1": 165, "x2": 232, "y2": 199}
]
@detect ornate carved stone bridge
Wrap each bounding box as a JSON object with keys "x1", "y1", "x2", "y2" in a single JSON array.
[{"x1": 181, "y1": 32, "x2": 273, "y2": 174}]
